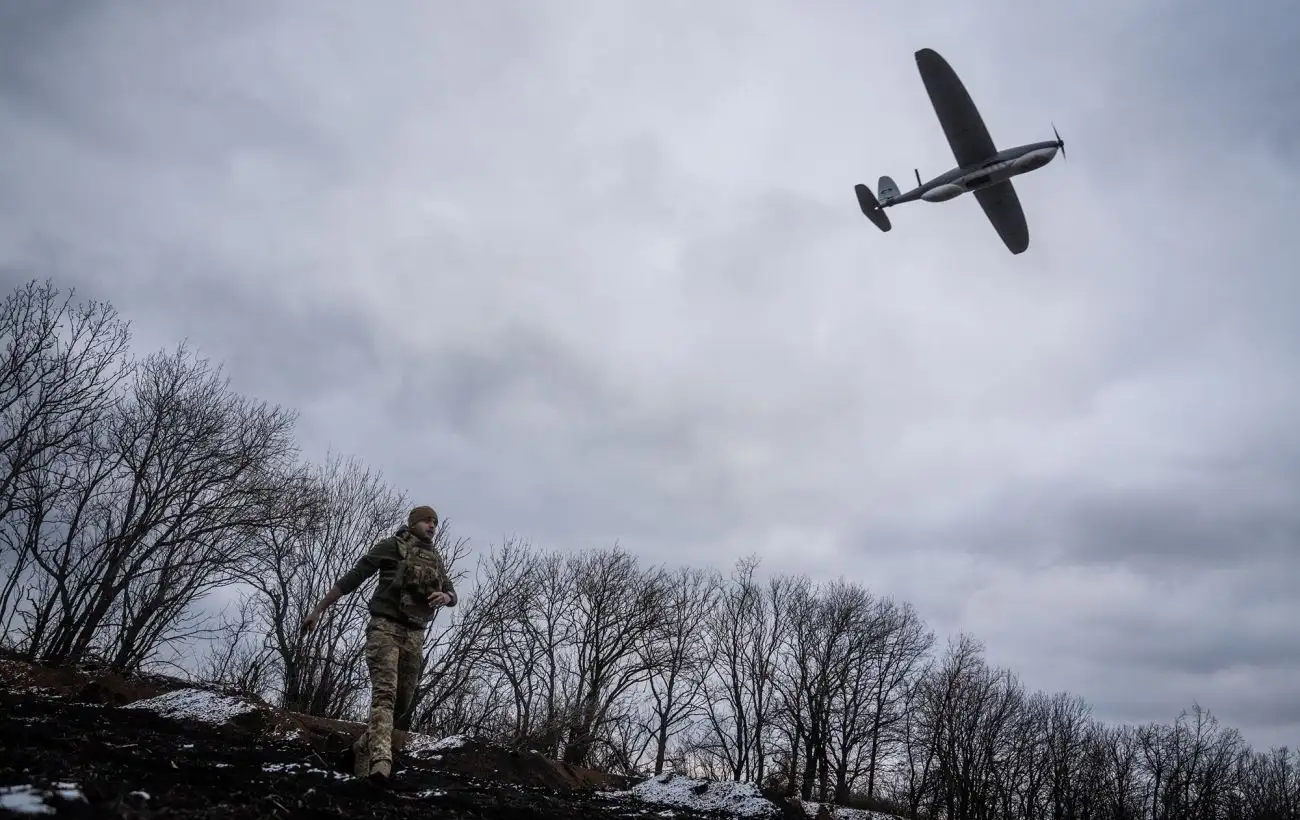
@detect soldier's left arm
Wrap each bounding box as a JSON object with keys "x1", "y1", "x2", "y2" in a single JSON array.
[{"x1": 439, "y1": 550, "x2": 458, "y2": 607}]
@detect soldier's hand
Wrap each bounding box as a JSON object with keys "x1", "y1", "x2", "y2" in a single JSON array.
[
  {"x1": 427, "y1": 591, "x2": 452, "y2": 608},
  {"x1": 301, "y1": 610, "x2": 320, "y2": 634}
]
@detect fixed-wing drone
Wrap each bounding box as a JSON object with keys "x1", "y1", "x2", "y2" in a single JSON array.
[{"x1": 855, "y1": 48, "x2": 1065, "y2": 255}]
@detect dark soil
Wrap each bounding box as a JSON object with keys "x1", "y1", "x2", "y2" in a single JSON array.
[{"x1": 0, "y1": 657, "x2": 803, "y2": 819}]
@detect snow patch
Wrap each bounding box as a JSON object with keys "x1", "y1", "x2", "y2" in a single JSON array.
[
  {"x1": 0, "y1": 782, "x2": 86, "y2": 815},
  {"x1": 0, "y1": 683, "x2": 67, "y2": 700},
  {"x1": 798, "y1": 802, "x2": 900, "y2": 820},
  {"x1": 405, "y1": 733, "x2": 468, "y2": 757},
  {"x1": 123, "y1": 687, "x2": 260, "y2": 725},
  {"x1": 602, "y1": 772, "x2": 779, "y2": 818},
  {"x1": 262, "y1": 762, "x2": 349, "y2": 781},
  {"x1": 16, "y1": 687, "x2": 63, "y2": 698},
  {"x1": 0, "y1": 785, "x2": 51, "y2": 815}
]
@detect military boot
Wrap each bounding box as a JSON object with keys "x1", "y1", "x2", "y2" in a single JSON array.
[
  {"x1": 369, "y1": 758, "x2": 392, "y2": 786},
  {"x1": 352, "y1": 731, "x2": 370, "y2": 778}
]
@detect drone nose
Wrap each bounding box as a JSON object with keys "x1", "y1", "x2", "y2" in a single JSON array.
[{"x1": 1051, "y1": 122, "x2": 1066, "y2": 161}]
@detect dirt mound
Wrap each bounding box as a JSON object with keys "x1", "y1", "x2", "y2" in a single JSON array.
[
  {"x1": 0, "y1": 656, "x2": 811, "y2": 819},
  {"x1": 0, "y1": 685, "x2": 727, "y2": 820},
  {"x1": 404, "y1": 736, "x2": 632, "y2": 792},
  {"x1": 121, "y1": 687, "x2": 280, "y2": 736},
  {"x1": 284, "y1": 713, "x2": 629, "y2": 793},
  {"x1": 770, "y1": 796, "x2": 812, "y2": 820},
  {"x1": 76, "y1": 671, "x2": 171, "y2": 706},
  {"x1": 0, "y1": 651, "x2": 190, "y2": 706}
]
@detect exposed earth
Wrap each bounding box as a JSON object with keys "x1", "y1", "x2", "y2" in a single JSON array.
[{"x1": 0, "y1": 656, "x2": 837, "y2": 819}]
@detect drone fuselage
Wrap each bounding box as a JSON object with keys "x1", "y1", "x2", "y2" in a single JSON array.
[{"x1": 882, "y1": 140, "x2": 1060, "y2": 207}]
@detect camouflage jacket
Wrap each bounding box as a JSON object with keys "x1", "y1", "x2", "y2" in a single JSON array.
[{"x1": 335, "y1": 525, "x2": 457, "y2": 628}]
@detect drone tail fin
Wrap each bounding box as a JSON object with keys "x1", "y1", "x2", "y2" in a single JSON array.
[
  {"x1": 878, "y1": 175, "x2": 901, "y2": 203},
  {"x1": 855, "y1": 184, "x2": 892, "y2": 232}
]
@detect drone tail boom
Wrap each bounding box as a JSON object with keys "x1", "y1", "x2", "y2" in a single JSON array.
[{"x1": 855, "y1": 183, "x2": 892, "y2": 232}]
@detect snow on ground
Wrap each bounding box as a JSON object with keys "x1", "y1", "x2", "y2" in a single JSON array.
[
  {"x1": 799, "y1": 801, "x2": 897, "y2": 820},
  {"x1": 600, "y1": 772, "x2": 780, "y2": 818},
  {"x1": 405, "y1": 733, "x2": 468, "y2": 758},
  {"x1": 0, "y1": 782, "x2": 86, "y2": 815},
  {"x1": 271, "y1": 726, "x2": 306, "y2": 743},
  {"x1": 9, "y1": 687, "x2": 65, "y2": 699},
  {"x1": 0, "y1": 785, "x2": 49, "y2": 816},
  {"x1": 122, "y1": 687, "x2": 260, "y2": 724},
  {"x1": 262, "y1": 762, "x2": 350, "y2": 781}
]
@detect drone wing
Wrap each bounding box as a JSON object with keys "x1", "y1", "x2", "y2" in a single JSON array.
[
  {"x1": 914, "y1": 48, "x2": 997, "y2": 168},
  {"x1": 973, "y1": 181, "x2": 1030, "y2": 255}
]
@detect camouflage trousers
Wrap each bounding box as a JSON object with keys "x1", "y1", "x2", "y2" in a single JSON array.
[{"x1": 353, "y1": 614, "x2": 425, "y2": 776}]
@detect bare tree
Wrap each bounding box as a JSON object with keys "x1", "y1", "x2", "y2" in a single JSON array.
[
  {"x1": 774, "y1": 576, "x2": 861, "y2": 802},
  {"x1": 561, "y1": 545, "x2": 670, "y2": 767},
  {"x1": 0, "y1": 279, "x2": 131, "y2": 521},
  {"x1": 858, "y1": 597, "x2": 934, "y2": 801},
  {"x1": 905, "y1": 632, "x2": 988, "y2": 819},
  {"x1": 699, "y1": 556, "x2": 793, "y2": 784},
  {"x1": 751, "y1": 573, "x2": 797, "y2": 787},
  {"x1": 473, "y1": 540, "x2": 576, "y2": 753},
  {"x1": 14, "y1": 343, "x2": 298, "y2": 671},
  {"x1": 1236, "y1": 746, "x2": 1299, "y2": 820},
  {"x1": 771, "y1": 575, "x2": 818, "y2": 798},
  {"x1": 1098, "y1": 722, "x2": 1143, "y2": 820},
  {"x1": 3, "y1": 403, "x2": 122, "y2": 656},
  {"x1": 586, "y1": 699, "x2": 654, "y2": 777},
  {"x1": 996, "y1": 689, "x2": 1049, "y2": 819},
  {"x1": 1044, "y1": 691, "x2": 1094, "y2": 817},
  {"x1": 823, "y1": 581, "x2": 888, "y2": 804},
  {"x1": 1139, "y1": 704, "x2": 1245, "y2": 820},
  {"x1": 895, "y1": 653, "x2": 939, "y2": 819},
  {"x1": 700, "y1": 555, "x2": 766, "y2": 781},
  {"x1": 0, "y1": 279, "x2": 131, "y2": 639},
  {"x1": 637, "y1": 564, "x2": 721, "y2": 774},
  {"x1": 236, "y1": 451, "x2": 405, "y2": 719},
  {"x1": 196, "y1": 588, "x2": 274, "y2": 698}
]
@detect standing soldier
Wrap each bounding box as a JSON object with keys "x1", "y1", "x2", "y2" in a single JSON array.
[{"x1": 301, "y1": 505, "x2": 457, "y2": 785}]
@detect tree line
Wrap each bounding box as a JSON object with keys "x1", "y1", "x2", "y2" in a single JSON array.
[{"x1": 2, "y1": 277, "x2": 1296, "y2": 820}]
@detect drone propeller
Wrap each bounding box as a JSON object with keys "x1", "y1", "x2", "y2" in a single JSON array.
[{"x1": 1052, "y1": 122, "x2": 1066, "y2": 161}]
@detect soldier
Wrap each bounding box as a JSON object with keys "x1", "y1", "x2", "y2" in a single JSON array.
[{"x1": 301, "y1": 504, "x2": 457, "y2": 785}]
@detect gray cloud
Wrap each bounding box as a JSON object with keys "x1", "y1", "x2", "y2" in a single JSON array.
[{"x1": 2, "y1": 0, "x2": 1298, "y2": 750}]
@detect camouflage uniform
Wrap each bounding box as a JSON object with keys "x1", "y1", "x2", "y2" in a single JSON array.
[
  {"x1": 355, "y1": 616, "x2": 425, "y2": 777},
  {"x1": 331, "y1": 506, "x2": 456, "y2": 778}
]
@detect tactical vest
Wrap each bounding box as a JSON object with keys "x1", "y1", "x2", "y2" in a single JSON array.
[{"x1": 386, "y1": 531, "x2": 447, "y2": 627}]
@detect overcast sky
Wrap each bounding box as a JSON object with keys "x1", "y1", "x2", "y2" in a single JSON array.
[{"x1": 2, "y1": 0, "x2": 1298, "y2": 750}]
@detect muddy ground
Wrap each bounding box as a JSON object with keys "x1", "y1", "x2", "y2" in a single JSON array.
[{"x1": 0, "y1": 657, "x2": 811, "y2": 819}]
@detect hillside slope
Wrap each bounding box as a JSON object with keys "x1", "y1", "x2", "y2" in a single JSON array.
[{"x1": 0, "y1": 658, "x2": 878, "y2": 819}]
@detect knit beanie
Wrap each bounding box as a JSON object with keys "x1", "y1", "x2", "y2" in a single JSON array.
[{"x1": 408, "y1": 505, "x2": 438, "y2": 528}]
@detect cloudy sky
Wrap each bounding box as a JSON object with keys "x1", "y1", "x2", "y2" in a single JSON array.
[{"x1": 2, "y1": 0, "x2": 1298, "y2": 749}]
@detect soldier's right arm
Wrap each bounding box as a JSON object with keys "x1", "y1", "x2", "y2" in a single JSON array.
[
  {"x1": 334, "y1": 538, "x2": 390, "y2": 596},
  {"x1": 302, "y1": 539, "x2": 390, "y2": 632}
]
